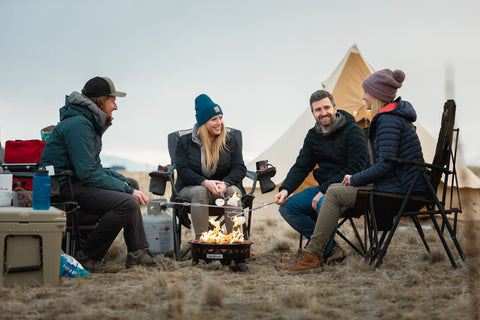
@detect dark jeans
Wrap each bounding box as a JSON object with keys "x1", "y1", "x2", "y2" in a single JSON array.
[
  {"x1": 72, "y1": 178, "x2": 148, "y2": 261},
  {"x1": 279, "y1": 186, "x2": 345, "y2": 257}
]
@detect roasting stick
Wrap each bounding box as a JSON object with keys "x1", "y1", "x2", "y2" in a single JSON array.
[
  {"x1": 153, "y1": 199, "x2": 278, "y2": 224},
  {"x1": 219, "y1": 201, "x2": 278, "y2": 224}
]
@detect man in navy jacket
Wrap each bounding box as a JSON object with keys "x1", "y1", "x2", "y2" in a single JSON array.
[{"x1": 274, "y1": 89, "x2": 369, "y2": 263}]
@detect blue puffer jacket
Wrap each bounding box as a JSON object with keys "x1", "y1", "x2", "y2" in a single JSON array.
[{"x1": 350, "y1": 97, "x2": 427, "y2": 194}]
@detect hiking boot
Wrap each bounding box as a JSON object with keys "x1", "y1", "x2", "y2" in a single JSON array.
[
  {"x1": 279, "y1": 248, "x2": 303, "y2": 263},
  {"x1": 326, "y1": 246, "x2": 346, "y2": 265},
  {"x1": 81, "y1": 259, "x2": 121, "y2": 274},
  {"x1": 76, "y1": 250, "x2": 120, "y2": 274},
  {"x1": 275, "y1": 250, "x2": 323, "y2": 272},
  {"x1": 126, "y1": 248, "x2": 160, "y2": 269}
]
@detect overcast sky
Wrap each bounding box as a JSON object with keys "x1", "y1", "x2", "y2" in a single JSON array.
[{"x1": 1, "y1": 0, "x2": 479, "y2": 171}]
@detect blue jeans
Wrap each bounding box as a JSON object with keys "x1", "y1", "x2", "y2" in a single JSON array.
[{"x1": 279, "y1": 186, "x2": 343, "y2": 257}]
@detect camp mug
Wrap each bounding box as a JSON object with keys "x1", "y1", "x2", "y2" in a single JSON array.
[{"x1": 256, "y1": 160, "x2": 269, "y2": 170}]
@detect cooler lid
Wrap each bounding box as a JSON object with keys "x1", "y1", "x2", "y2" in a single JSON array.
[{"x1": 0, "y1": 206, "x2": 66, "y2": 222}]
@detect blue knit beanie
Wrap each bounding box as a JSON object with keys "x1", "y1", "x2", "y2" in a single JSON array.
[{"x1": 195, "y1": 94, "x2": 223, "y2": 126}]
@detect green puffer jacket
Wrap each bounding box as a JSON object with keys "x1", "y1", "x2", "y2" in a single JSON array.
[{"x1": 40, "y1": 92, "x2": 134, "y2": 194}]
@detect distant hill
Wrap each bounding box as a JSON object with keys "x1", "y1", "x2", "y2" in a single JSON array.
[{"x1": 100, "y1": 154, "x2": 156, "y2": 172}]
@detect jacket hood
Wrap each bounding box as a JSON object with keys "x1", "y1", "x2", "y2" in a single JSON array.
[
  {"x1": 378, "y1": 97, "x2": 417, "y2": 122},
  {"x1": 314, "y1": 109, "x2": 356, "y2": 136},
  {"x1": 60, "y1": 91, "x2": 111, "y2": 134}
]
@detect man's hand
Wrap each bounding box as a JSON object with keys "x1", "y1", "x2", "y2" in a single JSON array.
[
  {"x1": 312, "y1": 191, "x2": 324, "y2": 211},
  {"x1": 133, "y1": 189, "x2": 149, "y2": 206},
  {"x1": 274, "y1": 189, "x2": 289, "y2": 205},
  {"x1": 342, "y1": 174, "x2": 352, "y2": 186}
]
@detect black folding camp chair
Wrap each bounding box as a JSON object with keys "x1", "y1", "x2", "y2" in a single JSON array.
[
  {"x1": 354, "y1": 99, "x2": 465, "y2": 269},
  {"x1": 149, "y1": 127, "x2": 276, "y2": 261}
]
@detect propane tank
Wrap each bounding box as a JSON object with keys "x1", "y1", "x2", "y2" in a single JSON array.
[{"x1": 143, "y1": 199, "x2": 174, "y2": 254}]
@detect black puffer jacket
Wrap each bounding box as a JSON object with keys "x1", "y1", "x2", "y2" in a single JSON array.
[
  {"x1": 280, "y1": 110, "x2": 369, "y2": 194},
  {"x1": 351, "y1": 98, "x2": 427, "y2": 194},
  {"x1": 174, "y1": 126, "x2": 246, "y2": 192}
]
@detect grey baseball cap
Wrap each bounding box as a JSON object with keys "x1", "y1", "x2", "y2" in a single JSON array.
[{"x1": 83, "y1": 76, "x2": 127, "y2": 98}]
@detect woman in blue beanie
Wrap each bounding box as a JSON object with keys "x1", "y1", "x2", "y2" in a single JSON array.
[
  {"x1": 174, "y1": 94, "x2": 247, "y2": 239},
  {"x1": 275, "y1": 69, "x2": 427, "y2": 272}
]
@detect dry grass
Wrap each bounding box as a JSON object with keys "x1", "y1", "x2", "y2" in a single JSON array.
[{"x1": 1, "y1": 171, "x2": 479, "y2": 320}]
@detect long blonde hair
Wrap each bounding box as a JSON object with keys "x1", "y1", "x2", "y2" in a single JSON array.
[
  {"x1": 197, "y1": 124, "x2": 227, "y2": 173},
  {"x1": 369, "y1": 96, "x2": 387, "y2": 120}
]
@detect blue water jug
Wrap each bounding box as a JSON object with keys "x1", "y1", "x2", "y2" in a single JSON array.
[{"x1": 33, "y1": 169, "x2": 51, "y2": 210}]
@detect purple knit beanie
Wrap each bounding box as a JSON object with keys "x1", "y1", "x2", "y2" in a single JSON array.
[{"x1": 362, "y1": 69, "x2": 406, "y2": 102}]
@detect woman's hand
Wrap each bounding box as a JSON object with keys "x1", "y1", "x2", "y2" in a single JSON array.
[
  {"x1": 133, "y1": 189, "x2": 149, "y2": 205},
  {"x1": 215, "y1": 181, "x2": 227, "y2": 194},
  {"x1": 342, "y1": 175, "x2": 352, "y2": 186},
  {"x1": 204, "y1": 180, "x2": 222, "y2": 196}
]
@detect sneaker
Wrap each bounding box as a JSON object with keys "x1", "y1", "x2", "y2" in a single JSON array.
[
  {"x1": 279, "y1": 248, "x2": 302, "y2": 263},
  {"x1": 275, "y1": 250, "x2": 323, "y2": 272},
  {"x1": 326, "y1": 246, "x2": 346, "y2": 265},
  {"x1": 126, "y1": 248, "x2": 160, "y2": 269},
  {"x1": 81, "y1": 259, "x2": 121, "y2": 274}
]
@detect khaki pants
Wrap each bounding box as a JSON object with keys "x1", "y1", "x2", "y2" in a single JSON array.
[{"x1": 306, "y1": 183, "x2": 373, "y2": 255}]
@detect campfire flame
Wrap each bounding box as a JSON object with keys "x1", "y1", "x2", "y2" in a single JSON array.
[{"x1": 200, "y1": 218, "x2": 244, "y2": 244}]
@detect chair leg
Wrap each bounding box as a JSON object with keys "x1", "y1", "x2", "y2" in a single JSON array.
[
  {"x1": 410, "y1": 215, "x2": 430, "y2": 253},
  {"x1": 373, "y1": 215, "x2": 403, "y2": 269},
  {"x1": 173, "y1": 210, "x2": 182, "y2": 261},
  {"x1": 429, "y1": 213, "x2": 457, "y2": 268},
  {"x1": 335, "y1": 218, "x2": 366, "y2": 257}
]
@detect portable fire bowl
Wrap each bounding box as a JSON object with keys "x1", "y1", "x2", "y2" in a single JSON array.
[{"x1": 188, "y1": 240, "x2": 253, "y2": 272}]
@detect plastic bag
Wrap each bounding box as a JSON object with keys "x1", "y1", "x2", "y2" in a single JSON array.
[{"x1": 60, "y1": 253, "x2": 90, "y2": 278}]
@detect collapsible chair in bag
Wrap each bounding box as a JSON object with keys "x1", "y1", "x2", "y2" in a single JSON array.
[
  {"x1": 149, "y1": 127, "x2": 277, "y2": 261},
  {"x1": 354, "y1": 99, "x2": 465, "y2": 269}
]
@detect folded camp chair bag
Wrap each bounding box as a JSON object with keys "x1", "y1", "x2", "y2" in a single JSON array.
[{"x1": 4, "y1": 140, "x2": 45, "y2": 164}]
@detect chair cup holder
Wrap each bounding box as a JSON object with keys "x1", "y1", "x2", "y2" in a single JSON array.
[
  {"x1": 256, "y1": 166, "x2": 276, "y2": 194},
  {"x1": 149, "y1": 171, "x2": 170, "y2": 196}
]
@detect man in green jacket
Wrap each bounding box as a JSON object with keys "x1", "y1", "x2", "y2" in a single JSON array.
[{"x1": 40, "y1": 76, "x2": 158, "y2": 273}]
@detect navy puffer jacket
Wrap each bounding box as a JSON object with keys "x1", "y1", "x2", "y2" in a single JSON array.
[
  {"x1": 174, "y1": 127, "x2": 246, "y2": 192},
  {"x1": 350, "y1": 97, "x2": 427, "y2": 194},
  {"x1": 280, "y1": 110, "x2": 369, "y2": 194}
]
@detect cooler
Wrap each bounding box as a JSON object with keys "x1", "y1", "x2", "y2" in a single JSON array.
[{"x1": 0, "y1": 206, "x2": 66, "y2": 287}]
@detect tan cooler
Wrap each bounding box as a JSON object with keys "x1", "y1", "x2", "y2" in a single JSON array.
[{"x1": 0, "y1": 206, "x2": 65, "y2": 287}]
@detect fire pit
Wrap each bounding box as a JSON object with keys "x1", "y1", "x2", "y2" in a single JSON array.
[{"x1": 188, "y1": 239, "x2": 253, "y2": 272}]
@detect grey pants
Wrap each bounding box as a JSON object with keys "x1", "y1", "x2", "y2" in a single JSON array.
[
  {"x1": 306, "y1": 183, "x2": 373, "y2": 256},
  {"x1": 179, "y1": 185, "x2": 242, "y2": 239}
]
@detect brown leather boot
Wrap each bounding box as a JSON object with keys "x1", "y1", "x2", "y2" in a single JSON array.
[
  {"x1": 326, "y1": 246, "x2": 346, "y2": 265},
  {"x1": 279, "y1": 248, "x2": 302, "y2": 263},
  {"x1": 275, "y1": 250, "x2": 322, "y2": 272}
]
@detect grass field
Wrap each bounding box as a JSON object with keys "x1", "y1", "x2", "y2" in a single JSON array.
[{"x1": 0, "y1": 171, "x2": 478, "y2": 320}]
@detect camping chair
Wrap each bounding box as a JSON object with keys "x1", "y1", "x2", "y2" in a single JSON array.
[
  {"x1": 354, "y1": 99, "x2": 465, "y2": 269},
  {"x1": 49, "y1": 171, "x2": 99, "y2": 256},
  {"x1": 148, "y1": 127, "x2": 277, "y2": 261}
]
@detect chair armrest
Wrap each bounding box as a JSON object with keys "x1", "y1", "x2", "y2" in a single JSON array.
[
  {"x1": 384, "y1": 157, "x2": 450, "y2": 174},
  {"x1": 245, "y1": 165, "x2": 277, "y2": 194}
]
